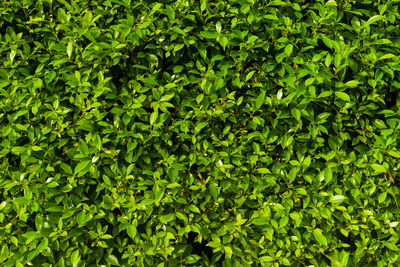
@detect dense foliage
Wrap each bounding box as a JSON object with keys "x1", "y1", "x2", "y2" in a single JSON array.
[{"x1": 1, "y1": 0, "x2": 400, "y2": 266}]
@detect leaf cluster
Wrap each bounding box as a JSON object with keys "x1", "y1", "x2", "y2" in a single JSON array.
[{"x1": 0, "y1": 0, "x2": 400, "y2": 266}]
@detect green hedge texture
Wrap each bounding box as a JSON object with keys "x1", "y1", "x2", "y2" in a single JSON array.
[{"x1": 1, "y1": 0, "x2": 400, "y2": 266}]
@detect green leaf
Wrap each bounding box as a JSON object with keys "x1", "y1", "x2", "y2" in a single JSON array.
[
  {"x1": 106, "y1": 254, "x2": 120, "y2": 266},
  {"x1": 285, "y1": 44, "x2": 293, "y2": 55},
  {"x1": 196, "y1": 94, "x2": 204, "y2": 104},
  {"x1": 371, "y1": 164, "x2": 386, "y2": 173},
  {"x1": 323, "y1": 168, "x2": 333, "y2": 184},
  {"x1": 150, "y1": 110, "x2": 158, "y2": 125},
  {"x1": 185, "y1": 255, "x2": 202, "y2": 264},
  {"x1": 246, "y1": 71, "x2": 255, "y2": 81},
  {"x1": 379, "y1": 53, "x2": 395, "y2": 60},
  {"x1": 127, "y1": 224, "x2": 137, "y2": 240},
  {"x1": 67, "y1": 41, "x2": 73, "y2": 58},
  {"x1": 318, "y1": 90, "x2": 333, "y2": 98},
  {"x1": 378, "y1": 192, "x2": 387, "y2": 203},
  {"x1": 70, "y1": 250, "x2": 80, "y2": 267},
  {"x1": 373, "y1": 119, "x2": 386, "y2": 129},
  {"x1": 320, "y1": 35, "x2": 333, "y2": 49},
  {"x1": 305, "y1": 77, "x2": 315, "y2": 86},
  {"x1": 279, "y1": 216, "x2": 289, "y2": 228},
  {"x1": 188, "y1": 205, "x2": 200, "y2": 213},
  {"x1": 76, "y1": 211, "x2": 86, "y2": 226},
  {"x1": 330, "y1": 195, "x2": 346, "y2": 204},
  {"x1": 343, "y1": 80, "x2": 360, "y2": 88},
  {"x1": 216, "y1": 21, "x2": 222, "y2": 33},
  {"x1": 160, "y1": 93, "x2": 174, "y2": 102},
  {"x1": 36, "y1": 238, "x2": 48, "y2": 252},
  {"x1": 194, "y1": 121, "x2": 208, "y2": 134},
  {"x1": 334, "y1": 91, "x2": 350, "y2": 101},
  {"x1": 257, "y1": 168, "x2": 270, "y2": 174},
  {"x1": 60, "y1": 163, "x2": 73, "y2": 174},
  {"x1": 219, "y1": 36, "x2": 228, "y2": 50},
  {"x1": 260, "y1": 256, "x2": 275, "y2": 262},
  {"x1": 201, "y1": 31, "x2": 219, "y2": 39},
  {"x1": 255, "y1": 92, "x2": 265, "y2": 110},
  {"x1": 313, "y1": 229, "x2": 328, "y2": 247},
  {"x1": 384, "y1": 242, "x2": 398, "y2": 251},
  {"x1": 387, "y1": 151, "x2": 400, "y2": 158},
  {"x1": 224, "y1": 246, "x2": 233, "y2": 259},
  {"x1": 74, "y1": 160, "x2": 91, "y2": 175},
  {"x1": 31, "y1": 146, "x2": 42, "y2": 151},
  {"x1": 253, "y1": 218, "x2": 269, "y2": 225},
  {"x1": 365, "y1": 15, "x2": 385, "y2": 27},
  {"x1": 159, "y1": 213, "x2": 175, "y2": 223}
]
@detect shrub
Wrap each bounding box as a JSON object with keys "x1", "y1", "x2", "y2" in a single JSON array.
[{"x1": 0, "y1": 0, "x2": 400, "y2": 266}]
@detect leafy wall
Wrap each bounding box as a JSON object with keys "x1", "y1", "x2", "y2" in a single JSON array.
[{"x1": 0, "y1": 0, "x2": 400, "y2": 266}]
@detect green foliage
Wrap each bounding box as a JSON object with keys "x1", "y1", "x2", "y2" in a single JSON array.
[{"x1": 0, "y1": 0, "x2": 400, "y2": 266}]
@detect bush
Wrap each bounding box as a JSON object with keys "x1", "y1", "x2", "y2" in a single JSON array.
[{"x1": 1, "y1": 0, "x2": 400, "y2": 266}]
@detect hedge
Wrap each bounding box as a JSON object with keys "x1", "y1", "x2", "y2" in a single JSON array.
[{"x1": 1, "y1": 0, "x2": 400, "y2": 266}]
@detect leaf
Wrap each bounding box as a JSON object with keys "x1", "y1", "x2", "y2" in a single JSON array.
[
  {"x1": 253, "y1": 218, "x2": 269, "y2": 225},
  {"x1": 330, "y1": 195, "x2": 346, "y2": 204},
  {"x1": 292, "y1": 108, "x2": 301, "y2": 121},
  {"x1": 320, "y1": 35, "x2": 333, "y2": 49},
  {"x1": 78, "y1": 139, "x2": 89, "y2": 154},
  {"x1": 385, "y1": 242, "x2": 398, "y2": 251},
  {"x1": 106, "y1": 254, "x2": 120, "y2": 266},
  {"x1": 343, "y1": 80, "x2": 360, "y2": 88},
  {"x1": 188, "y1": 205, "x2": 200, "y2": 213},
  {"x1": 36, "y1": 238, "x2": 48, "y2": 252},
  {"x1": 194, "y1": 121, "x2": 208, "y2": 134},
  {"x1": 196, "y1": 94, "x2": 204, "y2": 104},
  {"x1": 219, "y1": 36, "x2": 228, "y2": 50},
  {"x1": 67, "y1": 41, "x2": 73, "y2": 58},
  {"x1": 379, "y1": 53, "x2": 395, "y2": 60},
  {"x1": 246, "y1": 71, "x2": 255, "y2": 81},
  {"x1": 216, "y1": 21, "x2": 222, "y2": 33},
  {"x1": 305, "y1": 78, "x2": 315, "y2": 86},
  {"x1": 316, "y1": 112, "x2": 331, "y2": 121},
  {"x1": 323, "y1": 168, "x2": 333, "y2": 184},
  {"x1": 277, "y1": 89, "x2": 283, "y2": 100},
  {"x1": 255, "y1": 92, "x2": 265, "y2": 110},
  {"x1": 70, "y1": 250, "x2": 80, "y2": 267},
  {"x1": 127, "y1": 224, "x2": 137, "y2": 240},
  {"x1": 318, "y1": 90, "x2": 333, "y2": 98},
  {"x1": 285, "y1": 44, "x2": 293, "y2": 55},
  {"x1": 387, "y1": 151, "x2": 400, "y2": 158},
  {"x1": 257, "y1": 168, "x2": 270, "y2": 174},
  {"x1": 76, "y1": 211, "x2": 86, "y2": 226},
  {"x1": 224, "y1": 246, "x2": 233, "y2": 259},
  {"x1": 279, "y1": 216, "x2": 289, "y2": 228},
  {"x1": 373, "y1": 119, "x2": 386, "y2": 129},
  {"x1": 260, "y1": 256, "x2": 275, "y2": 262},
  {"x1": 31, "y1": 145, "x2": 42, "y2": 151},
  {"x1": 313, "y1": 229, "x2": 328, "y2": 247},
  {"x1": 201, "y1": 31, "x2": 219, "y2": 39},
  {"x1": 74, "y1": 160, "x2": 90, "y2": 175},
  {"x1": 150, "y1": 2, "x2": 163, "y2": 14},
  {"x1": 378, "y1": 192, "x2": 387, "y2": 203},
  {"x1": 185, "y1": 255, "x2": 202, "y2": 264},
  {"x1": 334, "y1": 91, "x2": 350, "y2": 101},
  {"x1": 159, "y1": 213, "x2": 175, "y2": 223},
  {"x1": 365, "y1": 15, "x2": 385, "y2": 27},
  {"x1": 160, "y1": 93, "x2": 174, "y2": 102},
  {"x1": 371, "y1": 164, "x2": 386, "y2": 173},
  {"x1": 150, "y1": 110, "x2": 158, "y2": 125}
]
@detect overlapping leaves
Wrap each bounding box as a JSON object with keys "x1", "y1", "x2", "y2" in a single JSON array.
[{"x1": 0, "y1": 0, "x2": 399, "y2": 266}]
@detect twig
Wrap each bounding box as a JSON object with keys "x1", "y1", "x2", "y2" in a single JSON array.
[{"x1": 388, "y1": 170, "x2": 395, "y2": 184}]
